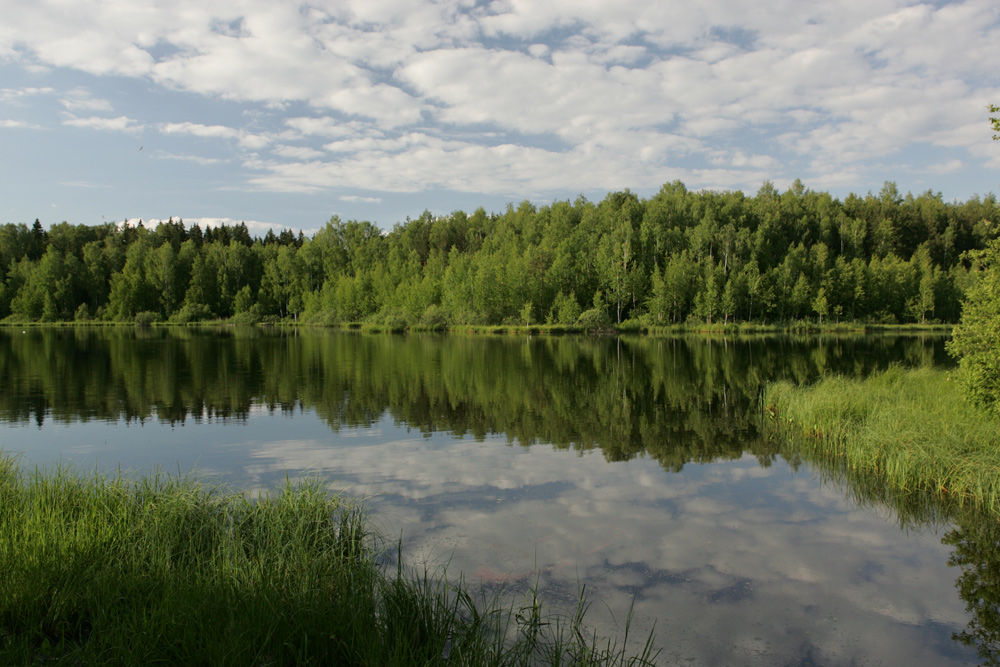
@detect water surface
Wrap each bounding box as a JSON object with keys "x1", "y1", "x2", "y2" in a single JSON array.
[{"x1": 0, "y1": 328, "x2": 987, "y2": 665}]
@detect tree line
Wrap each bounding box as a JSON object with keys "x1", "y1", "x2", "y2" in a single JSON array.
[{"x1": 2, "y1": 179, "x2": 999, "y2": 326}]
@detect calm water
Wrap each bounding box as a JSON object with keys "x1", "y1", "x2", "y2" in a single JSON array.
[{"x1": 0, "y1": 328, "x2": 990, "y2": 666}]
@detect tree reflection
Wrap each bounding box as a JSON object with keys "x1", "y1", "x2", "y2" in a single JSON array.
[
  {"x1": 0, "y1": 328, "x2": 943, "y2": 474},
  {"x1": 945, "y1": 516, "x2": 1000, "y2": 665}
]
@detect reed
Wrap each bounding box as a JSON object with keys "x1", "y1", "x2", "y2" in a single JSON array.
[
  {"x1": 763, "y1": 365, "x2": 1000, "y2": 516},
  {"x1": 0, "y1": 456, "x2": 657, "y2": 666}
]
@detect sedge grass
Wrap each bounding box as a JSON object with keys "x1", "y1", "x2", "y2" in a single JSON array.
[
  {"x1": 763, "y1": 365, "x2": 1000, "y2": 516},
  {"x1": 0, "y1": 456, "x2": 657, "y2": 666}
]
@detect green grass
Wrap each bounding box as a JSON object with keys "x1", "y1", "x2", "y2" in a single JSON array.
[
  {"x1": 763, "y1": 365, "x2": 1000, "y2": 516},
  {"x1": 6, "y1": 318, "x2": 952, "y2": 337},
  {"x1": 0, "y1": 456, "x2": 657, "y2": 666}
]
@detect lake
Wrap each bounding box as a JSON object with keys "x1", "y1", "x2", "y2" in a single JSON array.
[{"x1": 0, "y1": 327, "x2": 989, "y2": 665}]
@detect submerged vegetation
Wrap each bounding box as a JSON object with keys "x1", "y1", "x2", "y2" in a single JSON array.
[
  {"x1": 1, "y1": 180, "x2": 998, "y2": 329},
  {"x1": 0, "y1": 455, "x2": 657, "y2": 666},
  {"x1": 764, "y1": 365, "x2": 1000, "y2": 516}
]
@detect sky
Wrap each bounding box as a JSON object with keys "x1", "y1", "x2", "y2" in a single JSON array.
[{"x1": 1, "y1": 0, "x2": 999, "y2": 236}]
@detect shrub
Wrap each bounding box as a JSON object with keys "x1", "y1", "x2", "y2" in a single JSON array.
[
  {"x1": 419, "y1": 304, "x2": 451, "y2": 331},
  {"x1": 576, "y1": 307, "x2": 612, "y2": 332},
  {"x1": 169, "y1": 304, "x2": 214, "y2": 324},
  {"x1": 133, "y1": 311, "x2": 158, "y2": 327},
  {"x1": 949, "y1": 239, "x2": 1000, "y2": 412}
]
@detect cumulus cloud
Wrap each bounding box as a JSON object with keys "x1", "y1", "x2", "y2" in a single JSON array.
[
  {"x1": 925, "y1": 159, "x2": 964, "y2": 175},
  {"x1": 160, "y1": 121, "x2": 271, "y2": 148},
  {"x1": 62, "y1": 115, "x2": 143, "y2": 133},
  {"x1": 0, "y1": 119, "x2": 42, "y2": 129},
  {"x1": 161, "y1": 121, "x2": 241, "y2": 141},
  {"x1": 0, "y1": 86, "x2": 55, "y2": 103},
  {"x1": 1, "y1": 0, "x2": 998, "y2": 213},
  {"x1": 152, "y1": 151, "x2": 226, "y2": 165},
  {"x1": 59, "y1": 88, "x2": 113, "y2": 112},
  {"x1": 340, "y1": 195, "x2": 382, "y2": 203},
  {"x1": 271, "y1": 144, "x2": 325, "y2": 160}
]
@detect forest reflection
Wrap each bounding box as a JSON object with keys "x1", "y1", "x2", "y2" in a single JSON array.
[{"x1": 0, "y1": 327, "x2": 948, "y2": 473}]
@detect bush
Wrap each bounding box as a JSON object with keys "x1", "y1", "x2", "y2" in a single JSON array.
[
  {"x1": 372, "y1": 309, "x2": 409, "y2": 333},
  {"x1": 576, "y1": 307, "x2": 612, "y2": 331},
  {"x1": 949, "y1": 239, "x2": 1000, "y2": 412},
  {"x1": 231, "y1": 305, "x2": 262, "y2": 325},
  {"x1": 550, "y1": 291, "x2": 582, "y2": 325},
  {"x1": 133, "y1": 311, "x2": 158, "y2": 327},
  {"x1": 419, "y1": 304, "x2": 451, "y2": 331},
  {"x1": 617, "y1": 318, "x2": 644, "y2": 332},
  {"x1": 169, "y1": 304, "x2": 214, "y2": 324}
]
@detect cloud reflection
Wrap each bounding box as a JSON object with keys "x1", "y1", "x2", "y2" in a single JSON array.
[{"x1": 223, "y1": 413, "x2": 974, "y2": 665}]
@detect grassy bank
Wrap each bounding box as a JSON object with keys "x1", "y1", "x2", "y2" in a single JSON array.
[
  {"x1": 0, "y1": 457, "x2": 656, "y2": 666},
  {"x1": 763, "y1": 365, "x2": 1000, "y2": 516},
  {"x1": 1, "y1": 318, "x2": 952, "y2": 337}
]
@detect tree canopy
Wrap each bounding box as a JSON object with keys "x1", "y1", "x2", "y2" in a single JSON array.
[
  {"x1": 949, "y1": 240, "x2": 1000, "y2": 411},
  {"x1": 1, "y1": 182, "x2": 999, "y2": 328}
]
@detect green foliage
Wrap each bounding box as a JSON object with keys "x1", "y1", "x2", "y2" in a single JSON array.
[
  {"x1": 812, "y1": 287, "x2": 829, "y2": 324},
  {"x1": 0, "y1": 327, "x2": 933, "y2": 473},
  {"x1": 418, "y1": 303, "x2": 450, "y2": 331},
  {"x1": 3, "y1": 183, "x2": 999, "y2": 327},
  {"x1": 948, "y1": 240, "x2": 1000, "y2": 411},
  {"x1": 231, "y1": 304, "x2": 262, "y2": 325},
  {"x1": 764, "y1": 365, "x2": 1000, "y2": 516},
  {"x1": 132, "y1": 311, "x2": 158, "y2": 327},
  {"x1": 945, "y1": 515, "x2": 1000, "y2": 666},
  {"x1": 550, "y1": 290, "x2": 582, "y2": 325},
  {"x1": 168, "y1": 303, "x2": 213, "y2": 324},
  {"x1": 0, "y1": 457, "x2": 659, "y2": 666},
  {"x1": 576, "y1": 308, "x2": 612, "y2": 331},
  {"x1": 372, "y1": 308, "x2": 409, "y2": 332}
]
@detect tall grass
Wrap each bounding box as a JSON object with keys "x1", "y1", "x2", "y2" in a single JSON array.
[
  {"x1": 763, "y1": 365, "x2": 1000, "y2": 516},
  {"x1": 0, "y1": 456, "x2": 657, "y2": 666}
]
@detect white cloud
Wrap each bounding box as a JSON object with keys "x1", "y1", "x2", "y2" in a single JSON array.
[
  {"x1": 161, "y1": 121, "x2": 241, "y2": 141},
  {"x1": 925, "y1": 159, "x2": 964, "y2": 175},
  {"x1": 340, "y1": 195, "x2": 382, "y2": 203},
  {"x1": 0, "y1": 0, "x2": 998, "y2": 219},
  {"x1": 0, "y1": 119, "x2": 42, "y2": 129},
  {"x1": 34, "y1": 32, "x2": 154, "y2": 77},
  {"x1": 708, "y1": 150, "x2": 778, "y2": 169},
  {"x1": 60, "y1": 180, "x2": 110, "y2": 188},
  {"x1": 272, "y1": 145, "x2": 325, "y2": 160},
  {"x1": 160, "y1": 121, "x2": 271, "y2": 148},
  {"x1": 59, "y1": 88, "x2": 113, "y2": 112},
  {"x1": 284, "y1": 116, "x2": 365, "y2": 139},
  {"x1": 62, "y1": 115, "x2": 143, "y2": 133},
  {"x1": 152, "y1": 151, "x2": 226, "y2": 166},
  {"x1": 0, "y1": 86, "x2": 55, "y2": 103}
]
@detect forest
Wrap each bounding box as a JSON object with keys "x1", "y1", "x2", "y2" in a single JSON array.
[{"x1": 2, "y1": 179, "x2": 999, "y2": 327}]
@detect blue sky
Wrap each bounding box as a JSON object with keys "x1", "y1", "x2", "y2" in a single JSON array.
[{"x1": 1, "y1": 0, "x2": 999, "y2": 236}]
